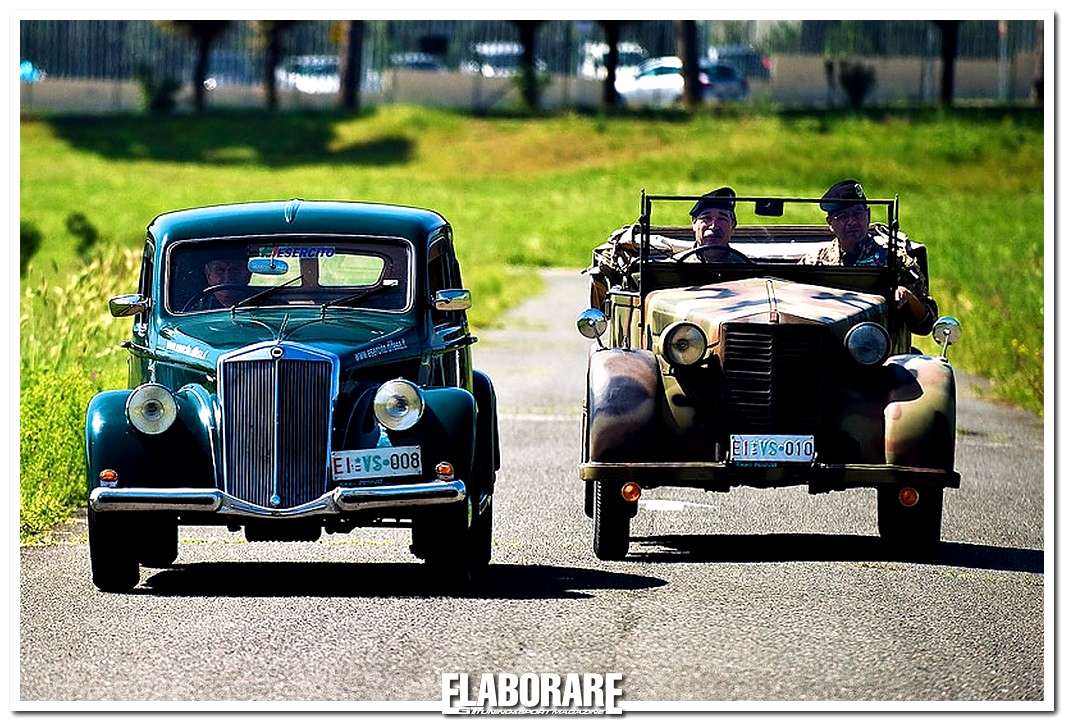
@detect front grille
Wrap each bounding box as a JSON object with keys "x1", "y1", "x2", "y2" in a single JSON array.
[
  {"x1": 221, "y1": 356, "x2": 333, "y2": 508},
  {"x1": 722, "y1": 323, "x2": 826, "y2": 434}
]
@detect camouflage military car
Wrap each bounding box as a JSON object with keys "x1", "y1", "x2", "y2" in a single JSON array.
[
  {"x1": 578, "y1": 192, "x2": 961, "y2": 560},
  {"x1": 87, "y1": 200, "x2": 499, "y2": 591}
]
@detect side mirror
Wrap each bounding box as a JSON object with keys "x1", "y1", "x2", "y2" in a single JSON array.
[
  {"x1": 932, "y1": 316, "x2": 962, "y2": 359},
  {"x1": 576, "y1": 308, "x2": 608, "y2": 340},
  {"x1": 434, "y1": 289, "x2": 472, "y2": 312},
  {"x1": 248, "y1": 257, "x2": 289, "y2": 275},
  {"x1": 109, "y1": 293, "x2": 150, "y2": 318}
]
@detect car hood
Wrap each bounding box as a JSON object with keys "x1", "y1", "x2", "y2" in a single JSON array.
[
  {"x1": 646, "y1": 276, "x2": 888, "y2": 345},
  {"x1": 156, "y1": 313, "x2": 421, "y2": 370}
]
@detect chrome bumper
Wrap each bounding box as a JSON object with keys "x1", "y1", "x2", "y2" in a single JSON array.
[{"x1": 88, "y1": 479, "x2": 466, "y2": 519}]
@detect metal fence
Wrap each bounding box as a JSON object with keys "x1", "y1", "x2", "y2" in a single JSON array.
[{"x1": 21, "y1": 19, "x2": 1042, "y2": 83}]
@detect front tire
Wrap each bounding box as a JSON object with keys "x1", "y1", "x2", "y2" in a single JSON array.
[
  {"x1": 593, "y1": 481, "x2": 630, "y2": 561},
  {"x1": 138, "y1": 514, "x2": 178, "y2": 568},
  {"x1": 413, "y1": 493, "x2": 492, "y2": 585},
  {"x1": 877, "y1": 484, "x2": 943, "y2": 558},
  {"x1": 88, "y1": 509, "x2": 140, "y2": 592}
]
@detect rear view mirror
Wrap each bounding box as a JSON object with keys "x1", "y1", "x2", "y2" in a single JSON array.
[
  {"x1": 754, "y1": 199, "x2": 785, "y2": 216},
  {"x1": 248, "y1": 257, "x2": 289, "y2": 275}
]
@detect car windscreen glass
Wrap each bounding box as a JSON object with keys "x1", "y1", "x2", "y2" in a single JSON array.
[{"x1": 167, "y1": 237, "x2": 411, "y2": 314}]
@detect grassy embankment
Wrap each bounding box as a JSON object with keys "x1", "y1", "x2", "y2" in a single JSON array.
[{"x1": 20, "y1": 105, "x2": 1043, "y2": 540}]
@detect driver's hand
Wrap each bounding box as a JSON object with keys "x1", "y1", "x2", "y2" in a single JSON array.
[{"x1": 895, "y1": 287, "x2": 925, "y2": 318}]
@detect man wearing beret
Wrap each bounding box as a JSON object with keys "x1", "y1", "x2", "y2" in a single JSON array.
[
  {"x1": 689, "y1": 186, "x2": 747, "y2": 263},
  {"x1": 801, "y1": 179, "x2": 938, "y2": 335}
]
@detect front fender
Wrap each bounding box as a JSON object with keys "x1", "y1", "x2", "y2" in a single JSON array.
[
  {"x1": 883, "y1": 354, "x2": 956, "y2": 470},
  {"x1": 388, "y1": 387, "x2": 476, "y2": 481},
  {"x1": 84, "y1": 385, "x2": 216, "y2": 494},
  {"x1": 586, "y1": 348, "x2": 660, "y2": 462}
]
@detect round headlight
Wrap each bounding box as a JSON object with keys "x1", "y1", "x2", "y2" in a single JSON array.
[
  {"x1": 373, "y1": 379, "x2": 424, "y2": 431},
  {"x1": 662, "y1": 322, "x2": 708, "y2": 366},
  {"x1": 845, "y1": 322, "x2": 890, "y2": 366},
  {"x1": 125, "y1": 383, "x2": 178, "y2": 435}
]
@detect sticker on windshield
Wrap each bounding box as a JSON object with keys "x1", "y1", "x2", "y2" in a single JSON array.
[{"x1": 257, "y1": 245, "x2": 335, "y2": 258}]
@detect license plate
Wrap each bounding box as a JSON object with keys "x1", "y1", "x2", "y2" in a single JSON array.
[
  {"x1": 331, "y1": 445, "x2": 422, "y2": 481},
  {"x1": 730, "y1": 435, "x2": 815, "y2": 463}
]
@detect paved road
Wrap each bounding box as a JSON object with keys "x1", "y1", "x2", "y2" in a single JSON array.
[{"x1": 21, "y1": 270, "x2": 1044, "y2": 703}]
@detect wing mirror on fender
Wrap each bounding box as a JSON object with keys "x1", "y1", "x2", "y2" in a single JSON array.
[
  {"x1": 576, "y1": 308, "x2": 608, "y2": 348},
  {"x1": 932, "y1": 316, "x2": 962, "y2": 359}
]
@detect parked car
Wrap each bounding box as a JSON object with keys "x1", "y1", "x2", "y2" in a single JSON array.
[
  {"x1": 579, "y1": 192, "x2": 961, "y2": 561},
  {"x1": 460, "y1": 42, "x2": 545, "y2": 78},
  {"x1": 579, "y1": 41, "x2": 648, "y2": 81},
  {"x1": 389, "y1": 52, "x2": 446, "y2": 71},
  {"x1": 707, "y1": 44, "x2": 772, "y2": 80},
  {"x1": 87, "y1": 200, "x2": 500, "y2": 591},
  {"x1": 275, "y1": 55, "x2": 340, "y2": 94},
  {"x1": 615, "y1": 56, "x2": 748, "y2": 108}
]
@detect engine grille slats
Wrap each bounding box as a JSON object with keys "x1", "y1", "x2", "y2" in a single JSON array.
[
  {"x1": 722, "y1": 324, "x2": 826, "y2": 434},
  {"x1": 221, "y1": 354, "x2": 333, "y2": 509}
]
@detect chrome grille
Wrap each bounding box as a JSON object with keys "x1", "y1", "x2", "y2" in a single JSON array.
[
  {"x1": 221, "y1": 354, "x2": 333, "y2": 508},
  {"x1": 722, "y1": 324, "x2": 826, "y2": 434}
]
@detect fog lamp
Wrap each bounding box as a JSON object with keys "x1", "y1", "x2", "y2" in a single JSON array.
[
  {"x1": 373, "y1": 379, "x2": 424, "y2": 431},
  {"x1": 125, "y1": 383, "x2": 178, "y2": 435},
  {"x1": 662, "y1": 322, "x2": 707, "y2": 366}
]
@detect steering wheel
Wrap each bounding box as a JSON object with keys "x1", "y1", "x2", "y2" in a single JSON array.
[
  {"x1": 181, "y1": 284, "x2": 251, "y2": 312},
  {"x1": 670, "y1": 245, "x2": 753, "y2": 264}
]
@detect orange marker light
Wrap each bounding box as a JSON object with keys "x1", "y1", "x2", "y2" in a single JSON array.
[
  {"x1": 620, "y1": 482, "x2": 641, "y2": 503},
  {"x1": 99, "y1": 469, "x2": 118, "y2": 483},
  {"x1": 898, "y1": 487, "x2": 919, "y2": 508},
  {"x1": 435, "y1": 461, "x2": 454, "y2": 481}
]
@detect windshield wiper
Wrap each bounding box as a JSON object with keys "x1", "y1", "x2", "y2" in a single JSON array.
[
  {"x1": 318, "y1": 280, "x2": 397, "y2": 317},
  {"x1": 229, "y1": 275, "x2": 303, "y2": 317}
]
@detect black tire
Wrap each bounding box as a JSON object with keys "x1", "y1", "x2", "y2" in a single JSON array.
[
  {"x1": 877, "y1": 485, "x2": 943, "y2": 559},
  {"x1": 139, "y1": 515, "x2": 178, "y2": 568},
  {"x1": 88, "y1": 509, "x2": 140, "y2": 593},
  {"x1": 414, "y1": 494, "x2": 492, "y2": 585},
  {"x1": 593, "y1": 481, "x2": 630, "y2": 561}
]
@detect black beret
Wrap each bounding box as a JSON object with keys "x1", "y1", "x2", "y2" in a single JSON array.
[
  {"x1": 689, "y1": 186, "x2": 737, "y2": 218},
  {"x1": 820, "y1": 179, "x2": 868, "y2": 213}
]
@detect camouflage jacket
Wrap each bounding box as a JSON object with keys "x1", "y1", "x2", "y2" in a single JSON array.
[{"x1": 800, "y1": 224, "x2": 938, "y2": 334}]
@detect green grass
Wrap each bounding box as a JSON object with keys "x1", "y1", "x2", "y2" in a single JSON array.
[{"x1": 19, "y1": 105, "x2": 1044, "y2": 539}]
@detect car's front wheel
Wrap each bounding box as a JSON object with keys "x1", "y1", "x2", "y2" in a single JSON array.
[
  {"x1": 138, "y1": 514, "x2": 178, "y2": 568},
  {"x1": 593, "y1": 480, "x2": 631, "y2": 561},
  {"x1": 413, "y1": 494, "x2": 492, "y2": 584},
  {"x1": 877, "y1": 484, "x2": 943, "y2": 558},
  {"x1": 88, "y1": 509, "x2": 140, "y2": 592}
]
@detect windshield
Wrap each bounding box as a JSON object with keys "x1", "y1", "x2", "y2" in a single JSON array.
[{"x1": 166, "y1": 237, "x2": 412, "y2": 315}]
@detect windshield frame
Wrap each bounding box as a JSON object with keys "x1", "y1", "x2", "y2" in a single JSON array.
[{"x1": 162, "y1": 233, "x2": 417, "y2": 318}]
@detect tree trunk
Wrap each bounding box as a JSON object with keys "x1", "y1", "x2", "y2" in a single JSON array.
[
  {"x1": 193, "y1": 35, "x2": 210, "y2": 113},
  {"x1": 515, "y1": 20, "x2": 543, "y2": 111},
  {"x1": 601, "y1": 20, "x2": 622, "y2": 108},
  {"x1": 674, "y1": 20, "x2": 700, "y2": 110},
  {"x1": 265, "y1": 24, "x2": 283, "y2": 111},
  {"x1": 935, "y1": 20, "x2": 960, "y2": 107},
  {"x1": 339, "y1": 20, "x2": 365, "y2": 112}
]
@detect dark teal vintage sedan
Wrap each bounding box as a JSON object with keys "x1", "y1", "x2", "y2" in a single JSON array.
[{"x1": 86, "y1": 199, "x2": 499, "y2": 591}]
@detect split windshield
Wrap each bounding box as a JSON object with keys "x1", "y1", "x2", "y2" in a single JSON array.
[{"x1": 166, "y1": 237, "x2": 412, "y2": 315}]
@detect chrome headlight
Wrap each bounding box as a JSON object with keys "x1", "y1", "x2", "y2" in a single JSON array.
[
  {"x1": 125, "y1": 383, "x2": 178, "y2": 435},
  {"x1": 662, "y1": 322, "x2": 708, "y2": 366},
  {"x1": 844, "y1": 322, "x2": 890, "y2": 366},
  {"x1": 373, "y1": 379, "x2": 424, "y2": 431}
]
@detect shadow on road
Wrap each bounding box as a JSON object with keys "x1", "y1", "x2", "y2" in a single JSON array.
[
  {"x1": 630, "y1": 533, "x2": 1043, "y2": 573},
  {"x1": 138, "y1": 562, "x2": 667, "y2": 600}
]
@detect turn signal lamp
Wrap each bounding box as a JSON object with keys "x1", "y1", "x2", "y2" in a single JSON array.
[
  {"x1": 98, "y1": 469, "x2": 119, "y2": 487},
  {"x1": 898, "y1": 487, "x2": 919, "y2": 508},
  {"x1": 435, "y1": 461, "x2": 454, "y2": 481},
  {"x1": 620, "y1": 482, "x2": 642, "y2": 503}
]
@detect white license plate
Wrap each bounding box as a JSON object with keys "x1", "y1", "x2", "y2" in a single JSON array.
[
  {"x1": 730, "y1": 435, "x2": 815, "y2": 463},
  {"x1": 331, "y1": 445, "x2": 422, "y2": 481}
]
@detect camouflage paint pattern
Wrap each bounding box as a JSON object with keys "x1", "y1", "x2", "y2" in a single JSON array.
[
  {"x1": 646, "y1": 277, "x2": 888, "y2": 349},
  {"x1": 883, "y1": 354, "x2": 957, "y2": 469},
  {"x1": 586, "y1": 348, "x2": 659, "y2": 461}
]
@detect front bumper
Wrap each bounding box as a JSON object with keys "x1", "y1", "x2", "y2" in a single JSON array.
[
  {"x1": 579, "y1": 462, "x2": 960, "y2": 492},
  {"x1": 89, "y1": 479, "x2": 466, "y2": 519}
]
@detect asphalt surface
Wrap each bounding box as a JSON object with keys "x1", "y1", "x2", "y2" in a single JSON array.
[{"x1": 20, "y1": 270, "x2": 1045, "y2": 703}]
